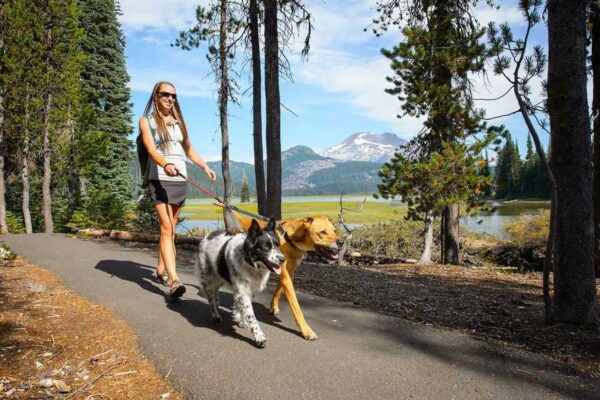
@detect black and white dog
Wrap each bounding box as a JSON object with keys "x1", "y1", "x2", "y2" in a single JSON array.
[{"x1": 195, "y1": 218, "x2": 285, "y2": 348}]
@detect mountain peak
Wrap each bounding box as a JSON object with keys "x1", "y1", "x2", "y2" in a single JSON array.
[
  {"x1": 282, "y1": 145, "x2": 329, "y2": 165},
  {"x1": 321, "y1": 132, "x2": 406, "y2": 163}
]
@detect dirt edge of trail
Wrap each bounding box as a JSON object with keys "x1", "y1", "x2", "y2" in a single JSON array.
[{"x1": 0, "y1": 256, "x2": 185, "y2": 400}]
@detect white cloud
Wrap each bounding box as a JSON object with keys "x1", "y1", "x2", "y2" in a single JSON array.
[
  {"x1": 128, "y1": 66, "x2": 215, "y2": 98},
  {"x1": 288, "y1": 0, "x2": 538, "y2": 138},
  {"x1": 118, "y1": 0, "x2": 206, "y2": 32},
  {"x1": 474, "y1": 3, "x2": 524, "y2": 27}
]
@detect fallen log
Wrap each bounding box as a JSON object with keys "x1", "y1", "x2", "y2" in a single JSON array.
[{"x1": 76, "y1": 229, "x2": 202, "y2": 245}]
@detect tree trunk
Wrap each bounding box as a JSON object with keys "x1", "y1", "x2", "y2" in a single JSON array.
[
  {"x1": 66, "y1": 107, "x2": 78, "y2": 214},
  {"x1": 42, "y1": 92, "x2": 54, "y2": 233},
  {"x1": 442, "y1": 204, "x2": 460, "y2": 264},
  {"x1": 0, "y1": 3, "x2": 7, "y2": 234},
  {"x1": 547, "y1": 0, "x2": 599, "y2": 324},
  {"x1": 264, "y1": 0, "x2": 282, "y2": 220},
  {"x1": 219, "y1": 0, "x2": 235, "y2": 232},
  {"x1": 418, "y1": 210, "x2": 434, "y2": 264},
  {"x1": 250, "y1": 0, "x2": 267, "y2": 217},
  {"x1": 22, "y1": 93, "x2": 32, "y2": 234},
  {"x1": 592, "y1": 0, "x2": 600, "y2": 278}
]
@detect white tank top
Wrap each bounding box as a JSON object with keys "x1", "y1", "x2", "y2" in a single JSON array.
[{"x1": 146, "y1": 115, "x2": 188, "y2": 182}]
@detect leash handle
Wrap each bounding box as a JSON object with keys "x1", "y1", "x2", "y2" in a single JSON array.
[{"x1": 177, "y1": 171, "x2": 222, "y2": 202}]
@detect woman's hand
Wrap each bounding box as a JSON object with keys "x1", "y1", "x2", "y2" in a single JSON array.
[
  {"x1": 163, "y1": 163, "x2": 178, "y2": 177},
  {"x1": 204, "y1": 165, "x2": 217, "y2": 182}
]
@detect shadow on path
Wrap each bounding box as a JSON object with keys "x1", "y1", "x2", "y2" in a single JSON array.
[{"x1": 94, "y1": 260, "x2": 297, "y2": 345}]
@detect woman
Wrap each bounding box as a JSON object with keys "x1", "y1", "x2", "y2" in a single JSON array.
[{"x1": 139, "y1": 81, "x2": 216, "y2": 298}]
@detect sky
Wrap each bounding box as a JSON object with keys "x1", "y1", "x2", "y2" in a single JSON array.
[{"x1": 118, "y1": 0, "x2": 551, "y2": 164}]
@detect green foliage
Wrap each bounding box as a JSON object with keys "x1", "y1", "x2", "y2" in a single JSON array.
[
  {"x1": 67, "y1": 186, "x2": 133, "y2": 230},
  {"x1": 351, "y1": 219, "x2": 429, "y2": 259},
  {"x1": 495, "y1": 133, "x2": 549, "y2": 199},
  {"x1": 379, "y1": 142, "x2": 493, "y2": 221},
  {"x1": 240, "y1": 171, "x2": 250, "y2": 202},
  {"x1": 377, "y1": 1, "x2": 503, "y2": 225},
  {"x1": 77, "y1": 0, "x2": 134, "y2": 203},
  {"x1": 1, "y1": 0, "x2": 128, "y2": 234},
  {"x1": 4, "y1": 211, "x2": 25, "y2": 234},
  {"x1": 130, "y1": 195, "x2": 160, "y2": 234}
]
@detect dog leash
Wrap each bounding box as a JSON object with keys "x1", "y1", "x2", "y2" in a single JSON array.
[
  {"x1": 176, "y1": 171, "x2": 271, "y2": 223},
  {"x1": 176, "y1": 171, "x2": 296, "y2": 241}
]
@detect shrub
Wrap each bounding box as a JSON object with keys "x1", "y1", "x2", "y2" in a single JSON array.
[
  {"x1": 350, "y1": 219, "x2": 429, "y2": 260},
  {"x1": 503, "y1": 210, "x2": 550, "y2": 244},
  {"x1": 4, "y1": 211, "x2": 25, "y2": 234},
  {"x1": 67, "y1": 187, "x2": 133, "y2": 231},
  {"x1": 130, "y1": 195, "x2": 160, "y2": 234}
]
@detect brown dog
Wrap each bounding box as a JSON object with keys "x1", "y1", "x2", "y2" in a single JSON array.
[{"x1": 231, "y1": 212, "x2": 339, "y2": 340}]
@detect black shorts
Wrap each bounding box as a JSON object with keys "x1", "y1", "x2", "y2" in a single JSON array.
[{"x1": 147, "y1": 180, "x2": 187, "y2": 206}]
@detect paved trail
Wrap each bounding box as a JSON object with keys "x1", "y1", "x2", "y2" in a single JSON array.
[{"x1": 2, "y1": 234, "x2": 598, "y2": 400}]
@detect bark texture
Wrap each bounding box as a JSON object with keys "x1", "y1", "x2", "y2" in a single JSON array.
[
  {"x1": 42, "y1": 93, "x2": 54, "y2": 233},
  {"x1": 264, "y1": 0, "x2": 282, "y2": 219},
  {"x1": 547, "y1": 0, "x2": 598, "y2": 324},
  {"x1": 0, "y1": 3, "x2": 7, "y2": 234},
  {"x1": 418, "y1": 210, "x2": 434, "y2": 264},
  {"x1": 219, "y1": 1, "x2": 235, "y2": 232},
  {"x1": 592, "y1": 0, "x2": 600, "y2": 278},
  {"x1": 250, "y1": 0, "x2": 266, "y2": 217},
  {"x1": 22, "y1": 93, "x2": 32, "y2": 234},
  {"x1": 442, "y1": 205, "x2": 460, "y2": 265}
]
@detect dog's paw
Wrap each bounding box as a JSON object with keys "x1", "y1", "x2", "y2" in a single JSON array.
[
  {"x1": 302, "y1": 331, "x2": 318, "y2": 341},
  {"x1": 269, "y1": 307, "x2": 280, "y2": 316},
  {"x1": 237, "y1": 320, "x2": 248, "y2": 328},
  {"x1": 255, "y1": 339, "x2": 267, "y2": 348},
  {"x1": 211, "y1": 315, "x2": 223, "y2": 323}
]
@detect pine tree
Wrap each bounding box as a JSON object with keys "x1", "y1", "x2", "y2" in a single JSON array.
[
  {"x1": 240, "y1": 170, "x2": 250, "y2": 203},
  {"x1": 37, "y1": 0, "x2": 84, "y2": 233},
  {"x1": 376, "y1": 0, "x2": 500, "y2": 264},
  {"x1": 77, "y1": 0, "x2": 133, "y2": 203},
  {"x1": 511, "y1": 140, "x2": 522, "y2": 198}
]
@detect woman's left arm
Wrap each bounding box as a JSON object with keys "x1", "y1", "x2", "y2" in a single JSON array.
[{"x1": 184, "y1": 143, "x2": 217, "y2": 182}]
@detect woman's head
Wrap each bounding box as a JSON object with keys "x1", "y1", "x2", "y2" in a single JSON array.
[{"x1": 143, "y1": 81, "x2": 189, "y2": 149}]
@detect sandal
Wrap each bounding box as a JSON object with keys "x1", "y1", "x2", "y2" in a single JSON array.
[
  {"x1": 155, "y1": 270, "x2": 169, "y2": 286},
  {"x1": 169, "y1": 280, "x2": 186, "y2": 299}
]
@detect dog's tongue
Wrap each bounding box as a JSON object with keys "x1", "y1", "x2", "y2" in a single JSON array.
[{"x1": 272, "y1": 266, "x2": 282, "y2": 275}]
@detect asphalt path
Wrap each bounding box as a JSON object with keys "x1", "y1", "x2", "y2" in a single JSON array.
[{"x1": 2, "y1": 234, "x2": 598, "y2": 400}]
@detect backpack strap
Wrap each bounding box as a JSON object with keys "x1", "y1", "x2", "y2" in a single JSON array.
[{"x1": 145, "y1": 114, "x2": 160, "y2": 145}]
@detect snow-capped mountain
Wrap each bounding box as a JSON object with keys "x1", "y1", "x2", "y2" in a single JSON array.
[{"x1": 320, "y1": 132, "x2": 407, "y2": 163}]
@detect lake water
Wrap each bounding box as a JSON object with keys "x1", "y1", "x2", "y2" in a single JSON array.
[{"x1": 178, "y1": 198, "x2": 549, "y2": 238}]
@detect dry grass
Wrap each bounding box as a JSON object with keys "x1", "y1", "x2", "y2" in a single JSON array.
[
  {"x1": 293, "y1": 260, "x2": 600, "y2": 379},
  {"x1": 0, "y1": 257, "x2": 184, "y2": 400}
]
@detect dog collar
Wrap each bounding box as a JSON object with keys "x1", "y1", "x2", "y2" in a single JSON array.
[{"x1": 283, "y1": 230, "x2": 300, "y2": 251}]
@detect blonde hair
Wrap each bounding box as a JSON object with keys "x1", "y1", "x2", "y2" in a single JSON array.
[{"x1": 143, "y1": 81, "x2": 190, "y2": 151}]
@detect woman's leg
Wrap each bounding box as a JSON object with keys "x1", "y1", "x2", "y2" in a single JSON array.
[
  {"x1": 155, "y1": 203, "x2": 179, "y2": 283},
  {"x1": 170, "y1": 203, "x2": 183, "y2": 265}
]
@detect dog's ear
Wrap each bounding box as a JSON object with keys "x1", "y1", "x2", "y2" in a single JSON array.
[
  {"x1": 285, "y1": 217, "x2": 312, "y2": 242},
  {"x1": 248, "y1": 218, "x2": 262, "y2": 240},
  {"x1": 266, "y1": 217, "x2": 277, "y2": 232}
]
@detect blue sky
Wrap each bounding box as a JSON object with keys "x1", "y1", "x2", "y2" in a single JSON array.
[{"x1": 119, "y1": 0, "x2": 553, "y2": 163}]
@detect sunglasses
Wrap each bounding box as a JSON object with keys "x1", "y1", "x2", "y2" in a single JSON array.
[{"x1": 158, "y1": 91, "x2": 177, "y2": 100}]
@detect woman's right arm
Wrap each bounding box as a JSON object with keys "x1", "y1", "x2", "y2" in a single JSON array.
[{"x1": 139, "y1": 117, "x2": 177, "y2": 176}]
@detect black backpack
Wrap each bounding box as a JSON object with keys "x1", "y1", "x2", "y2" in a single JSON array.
[{"x1": 136, "y1": 115, "x2": 158, "y2": 188}]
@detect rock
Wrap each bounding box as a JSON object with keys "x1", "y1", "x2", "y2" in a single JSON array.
[
  {"x1": 37, "y1": 378, "x2": 54, "y2": 388},
  {"x1": 24, "y1": 282, "x2": 46, "y2": 293},
  {"x1": 53, "y1": 379, "x2": 70, "y2": 393}
]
